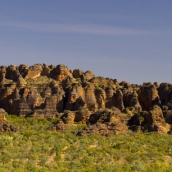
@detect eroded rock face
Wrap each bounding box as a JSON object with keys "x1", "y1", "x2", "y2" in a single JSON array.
[
  {"x1": 51, "y1": 64, "x2": 72, "y2": 82},
  {"x1": 1, "y1": 63, "x2": 172, "y2": 134},
  {"x1": 105, "y1": 86, "x2": 115, "y2": 108},
  {"x1": 138, "y1": 84, "x2": 160, "y2": 111},
  {"x1": 126, "y1": 91, "x2": 142, "y2": 112},
  {"x1": 75, "y1": 108, "x2": 91, "y2": 124},
  {"x1": 72, "y1": 69, "x2": 84, "y2": 79},
  {"x1": 95, "y1": 88, "x2": 106, "y2": 109},
  {"x1": 84, "y1": 83, "x2": 97, "y2": 111},
  {"x1": 65, "y1": 84, "x2": 85, "y2": 110},
  {"x1": 6, "y1": 65, "x2": 19, "y2": 81},
  {"x1": 19, "y1": 64, "x2": 29, "y2": 78},
  {"x1": 17, "y1": 75, "x2": 27, "y2": 87},
  {"x1": 158, "y1": 83, "x2": 172, "y2": 112},
  {"x1": 141, "y1": 106, "x2": 170, "y2": 133},
  {"x1": 164, "y1": 110, "x2": 172, "y2": 124},
  {"x1": 82, "y1": 70, "x2": 95, "y2": 81},
  {"x1": 78, "y1": 108, "x2": 129, "y2": 136},
  {"x1": 114, "y1": 89, "x2": 124, "y2": 111},
  {"x1": 61, "y1": 111, "x2": 76, "y2": 124},
  {"x1": 25, "y1": 64, "x2": 43, "y2": 79}
]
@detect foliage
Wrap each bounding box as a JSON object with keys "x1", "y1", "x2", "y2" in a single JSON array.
[
  {"x1": 75, "y1": 78, "x2": 81, "y2": 83},
  {"x1": 0, "y1": 114, "x2": 171, "y2": 171}
]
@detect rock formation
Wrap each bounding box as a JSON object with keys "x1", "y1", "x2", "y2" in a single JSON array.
[
  {"x1": 0, "y1": 63, "x2": 172, "y2": 134},
  {"x1": 0, "y1": 108, "x2": 17, "y2": 132}
]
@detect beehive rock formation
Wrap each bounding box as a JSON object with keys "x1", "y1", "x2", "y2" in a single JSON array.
[{"x1": 0, "y1": 63, "x2": 172, "y2": 134}]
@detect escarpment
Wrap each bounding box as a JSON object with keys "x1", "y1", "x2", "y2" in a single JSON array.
[{"x1": 1, "y1": 63, "x2": 172, "y2": 134}]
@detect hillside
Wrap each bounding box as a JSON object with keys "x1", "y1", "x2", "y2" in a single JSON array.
[{"x1": 0, "y1": 64, "x2": 172, "y2": 171}]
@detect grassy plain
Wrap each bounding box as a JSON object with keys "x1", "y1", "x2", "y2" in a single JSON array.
[{"x1": 0, "y1": 115, "x2": 172, "y2": 171}]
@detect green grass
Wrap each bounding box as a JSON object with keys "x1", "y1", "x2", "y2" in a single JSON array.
[
  {"x1": 0, "y1": 114, "x2": 172, "y2": 171},
  {"x1": 26, "y1": 76, "x2": 58, "y2": 85}
]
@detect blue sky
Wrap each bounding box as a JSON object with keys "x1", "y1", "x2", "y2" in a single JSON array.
[{"x1": 0, "y1": 0, "x2": 172, "y2": 84}]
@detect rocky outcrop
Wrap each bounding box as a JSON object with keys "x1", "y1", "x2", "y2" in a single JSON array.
[
  {"x1": 0, "y1": 108, "x2": 17, "y2": 132},
  {"x1": 141, "y1": 105, "x2": 170, "y2": 133},
  {"x1": 84, "y1": 83, "x2": 97, "y2": 111},
  {"x1": 50, "y1": 64, "x2": 72, "y2": 82},
  {"x1": 1, "y1": 63, "x2": 172, "y2": 134},
  {"x1": 81, "y1": 70, "x2": 95, "y2": 82},
  {"x1": 72, "y1": 69, "x2": 84, "y2": 79},
  {"x1": 0, "y1": 122, "x2": 17, "y2": 132},
  {"x1": 138, "y1": 83, "x2": 160, "y2": 111}
]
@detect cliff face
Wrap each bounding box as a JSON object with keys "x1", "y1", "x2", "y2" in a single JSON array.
[{"x1": 0, "y1": 63, "x2": 172, "y2": 134}]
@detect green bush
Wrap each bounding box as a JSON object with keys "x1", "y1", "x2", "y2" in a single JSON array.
[{"x1": 0, "y1": 115, "x2": 172, "y2": 171}]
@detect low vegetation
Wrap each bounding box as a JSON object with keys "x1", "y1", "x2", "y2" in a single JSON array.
[{"x1": 0, "y1": 114, "x2": 172, "y2": 171}]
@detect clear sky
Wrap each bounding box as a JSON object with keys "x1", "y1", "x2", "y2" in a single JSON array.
[{"x1": 0, "y1": 0, "x2": 172, "y2": 84}]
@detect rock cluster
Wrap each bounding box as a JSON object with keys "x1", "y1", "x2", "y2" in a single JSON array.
[{"x1": 0, "y1": 63, "x2": 172, "y2": 134}]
